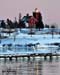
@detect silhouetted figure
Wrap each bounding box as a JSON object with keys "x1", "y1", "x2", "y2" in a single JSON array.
[
  {"x1": 33, "y1": 8, "x2": 44, "y2": 30},
  {"x1": 1, "y1": 20, "x2": 6, "y2": 28}
]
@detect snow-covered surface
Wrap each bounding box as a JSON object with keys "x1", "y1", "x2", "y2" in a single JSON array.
[{"x1": 0, "y1": 28, "x2": 60, "y2": 55}]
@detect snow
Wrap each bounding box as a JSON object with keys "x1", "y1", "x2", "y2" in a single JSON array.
[{"x1": 0, "y1": 28, "x2": 60, "y2": 55}]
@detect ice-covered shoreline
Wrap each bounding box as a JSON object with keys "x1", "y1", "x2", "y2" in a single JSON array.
[{"x1": 0, "y1": 28, "x2": 60, "y2": 55}]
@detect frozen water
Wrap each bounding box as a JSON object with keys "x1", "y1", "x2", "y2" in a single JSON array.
[{"x1": 0, "y1": 28, "x2": 60, "y2": 55}]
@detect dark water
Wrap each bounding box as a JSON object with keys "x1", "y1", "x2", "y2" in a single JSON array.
[{"x1": 0, "y1": 57, "x2": 60, "y2": 75}]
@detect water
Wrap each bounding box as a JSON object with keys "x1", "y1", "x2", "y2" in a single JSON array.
[{"x1": 0, "y1": 57, "x2": 60, "y2": 75}]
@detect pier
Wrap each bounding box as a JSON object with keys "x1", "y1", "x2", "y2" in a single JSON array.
[{"x1": 0, "y1": 53, "x2": 60, "y2": 62}]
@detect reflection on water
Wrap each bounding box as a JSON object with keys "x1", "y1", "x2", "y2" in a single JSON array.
[{"x1": 0, "y1": 57, "x2": 60, "y2": 75}]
